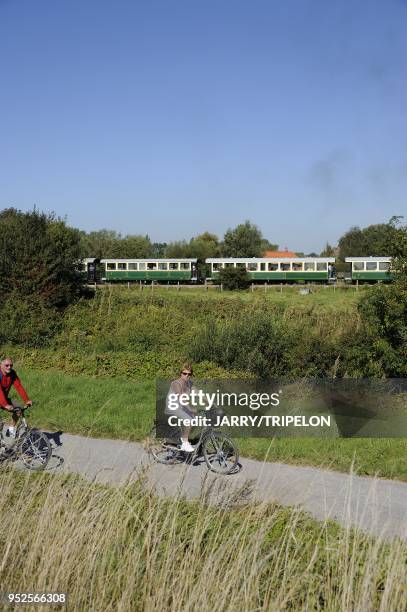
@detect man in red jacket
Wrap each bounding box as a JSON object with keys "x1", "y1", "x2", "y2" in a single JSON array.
[{"x1": 0, "y1": 357, "x2": 32, "y2": 438}]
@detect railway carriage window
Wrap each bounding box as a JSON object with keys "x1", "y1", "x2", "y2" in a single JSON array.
[
  {"x1": 118, "y1": 263, "x2": 127, "y2": 270},
  {"x1": 316, "y1": 263, "x2": 327, "y2": 271},
  {"x1": 236, "y1": 263, "x2": 246, "y2": 270},
  {"x1": 169, "y1": 263, "x2": 179, "y2": 270},
  {"x1": 180, "y1": 263, "x2": 190, "y2": 270},
  {"x1": 281, "y1": 263, "x2": 291, "y2": 271},
  {"x1": 353, "y1": 262, "x2": 364, "y2": 271},
  {"x1": 366, "y1": 262, "x2": 377, "y2": 271},
  {"x1": 158, "y1": 263, "x2": 168, "y2": 270},
  {"x1": 213, "y1": 263, "x2": 220, "y2": 271},
  {"x1": 304, "y1": 262, "x2": 315, "y2": 271},
  {"x1": 128, "y1": 263, "x2": 138, "y2": 270},
  {"x1": 247, "y1": 263, "x2": 258, "y2": 271},
  {"x1": 260, "y1": 262, "x2": 266, "y2": 271},
  {"x1": 107, "y1": 263, "x2": 116, "y2": 271},
  {"x1": 225, "y1": 263, "x2": 234, "y2": 268},
  {"x1": 268, "y1": 263, "x2": 278, "y2": 271},
  {"x1": 292, "y1": 263, "x2": 303, "y2": 271},
  {"x1": 139, "y1": 263, "x2": 146, "y2": 270},
  {"x1": 379, "y1": 262, "x2": 390, "y2": 271},
  {"x1": 147, "y1": 263, "x2": 157, "y2": 270}
]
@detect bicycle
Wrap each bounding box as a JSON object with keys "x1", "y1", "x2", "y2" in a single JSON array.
[
  {"x1": 146, "y1": 410, "x2": 239, "y2": 475},
  {"x1": 0, "y1": 406, "x2": 52, "y2": 471}
]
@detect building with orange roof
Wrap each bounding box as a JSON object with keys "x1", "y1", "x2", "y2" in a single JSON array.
[{"x1": 263, "y1": 249, "x2": 297, "y2": 258}]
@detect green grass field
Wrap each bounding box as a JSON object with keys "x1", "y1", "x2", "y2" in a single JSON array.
[
  {"x1": 7, "y1": 367, "x2": 406, "y2": 481},
  {"x1": 99, "y1": 282, "x2": 363, "y2": 309}
]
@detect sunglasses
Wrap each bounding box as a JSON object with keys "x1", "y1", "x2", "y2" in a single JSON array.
[
  {"x1": 181, "y1": 371, "x2": 192, "y2": 376},
  {"x1": 4, "y1": 364, "x2": 13, "y2": 367}
]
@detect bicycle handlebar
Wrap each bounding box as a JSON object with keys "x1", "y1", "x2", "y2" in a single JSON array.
[{"x1": 11, "y1": 405, "x2": 32, "y2": 414}]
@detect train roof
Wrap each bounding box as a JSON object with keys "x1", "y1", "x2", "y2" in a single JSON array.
[
  {"x1": 206, "y1": 257, "x2": 336, "y2": 263},
  {"x1": 345, "y1": 257, "x2": 391, "y2": 262},
  {"x1": 100, "y1": 258, "x2": 197, "y2": 263}
]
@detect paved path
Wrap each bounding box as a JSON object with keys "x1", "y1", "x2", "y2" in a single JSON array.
[{"x1": 43, "y1": 432, "x2": 407, "y2": 543}]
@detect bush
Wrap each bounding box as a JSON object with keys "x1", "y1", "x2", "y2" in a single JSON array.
[
  {"x1": 190, "y1": 312, "x2": 359, "y2": 378},
  {"x1": 356, "y1": 284, "x2": 407, "y2": 376},
  {"x1": 356, "y1": 219, "x2": 407, "y2": 376},
  {"x1": 0, "y1": 208, "x2": 83, "y2": 308},
  {"x1": 218, "y1": 266, "x2": 251, "y2": 290},
  {"x1": 0, "y1": 297, "x2": 61, "y2": 347}
]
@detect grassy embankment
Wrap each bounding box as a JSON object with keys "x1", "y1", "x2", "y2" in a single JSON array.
[
  {"x1": 3, "y1": 286, "x2": 406, "y2": 480},
  {"x1": 0, "y1": 469, "x2": 405, "y2": 611}
]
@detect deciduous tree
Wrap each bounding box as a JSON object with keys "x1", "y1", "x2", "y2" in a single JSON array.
[
  {"x1": 0, "y1": 207, "x2": 83, "y2": 308},
  {"x1": 221, "y1": 221, "x2": 266, "y2": 257}
]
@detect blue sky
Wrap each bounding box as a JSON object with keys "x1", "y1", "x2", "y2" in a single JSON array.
[{"x1": 1, "y1": 0, "x2": 406, "y2": 252}]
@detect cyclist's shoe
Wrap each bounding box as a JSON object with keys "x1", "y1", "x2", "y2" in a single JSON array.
[
  {"x1": 6, "y1": 427, "x2": 16, "y2": 439},
  {"x1": 180, "y1": 441, "x2": 195, "y2": 453}
]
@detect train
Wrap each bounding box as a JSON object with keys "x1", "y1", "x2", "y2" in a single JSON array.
[{"x1": 79, "y1": 256, "x2": 394, "y2": 284}]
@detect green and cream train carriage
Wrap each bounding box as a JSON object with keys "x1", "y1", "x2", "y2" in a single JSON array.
[
  {"x1": 206, "y1": 257, "x2": 335, "y2": 282},
  {"x1": 345, "y1": 257, "x2": 393, "y2": 282},
  {"x1": 101, "y1": 259, "x2": 198, "y2": 282}
]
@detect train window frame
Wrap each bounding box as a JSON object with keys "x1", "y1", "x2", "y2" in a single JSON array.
[
  {"x1": 366, "y1": 262, "x2": 377, "y2": 271},
  {"x1": 225, "y1": 262, "x2": 235, "y2": 268},
  {"x1": 304, "y1": 262, "x2": 315, "y2": 272},
  {"x1": 158, "y1": 262, "x2": 168, "y2": 270},
  {"x1": 138, "y1": 262, "x2": 146, "y2": 270},
  {"x1": 107, "y1": 263, "x2": 116, "y2": 271},
  {"x1": 379, "y1": 262, "x2": 390, "y2": 271},
  {"x1": 147, "y1": 263, "x2": 157, "y2": 270},
  {"x1": 316, "y1": 262, "x2": 327, "y2": 271},
  {"x1": 292, "y1": 262, "x2": 303, "y2": 271},
  {"x1": 117, "y1": 263, "x2": 127, "y2": 271},
  {"x1": 260, "y1": 262, "x2": 266, "y2": 271},
  {"x1": 268, "y1": 263, "x2": 279, "y2": 271},
  {"x1": 247, "y1": 263, "x2": 258, "y2": 271},
  {"x1": 169, "y1": 263, "x2": 179, "y2": 270},
  {"x1": 353, "y1": 262, "x2": 364, "y2": 271},
  {"x1": 180, "y1": 262, "x2": 190, "y2": 270},
  {"x1": 212, "y1": 263, "x2": 221, "y2": 271},
  {"x1": 128, "y1": 263, "x2": 138, "y2": 270},
  {"x1": 280, "y1": 263, "x2": 291, "y2": 271}
]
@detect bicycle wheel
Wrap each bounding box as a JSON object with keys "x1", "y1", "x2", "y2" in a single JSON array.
[
  {"x1": 146, "y1": 426, "x2": 184, "y2": 465},
  {"x1": 18, "y1": 429, "x2": 52, "y2": 471},
  {"x1": 202, "y1": 432, "x2": 239, "y2": 474}
]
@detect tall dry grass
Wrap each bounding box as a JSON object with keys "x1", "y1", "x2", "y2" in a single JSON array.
[{"x1": 0, "y1": 468, "x2": 405, "y2": 611}]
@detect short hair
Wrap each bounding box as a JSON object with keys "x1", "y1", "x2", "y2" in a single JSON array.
[
  {"x1": 1, "y1": 356, "x2": 13, "y2": 364},
  {"x1": 180, "y1": 363, "x2": 193, "y2": 375}
]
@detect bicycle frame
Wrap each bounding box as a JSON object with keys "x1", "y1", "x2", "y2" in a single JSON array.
[
  {"x1": 0, "y1": 406, "x2": 52, "y2": 471},
  {"x1": 162, "y1": 420, "x2": 216, "y2": 449}
]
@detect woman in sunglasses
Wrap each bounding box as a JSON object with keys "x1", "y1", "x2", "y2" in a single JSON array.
[{"x1": 166, "y1": 363, "x2": 196, "y2": 452}]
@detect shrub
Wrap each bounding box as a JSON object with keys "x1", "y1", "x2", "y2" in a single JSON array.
[
  {"x1": 0, "y1": 208, "x2": 83, "y2": 308},
  {"x1": 356, "y1": 219, "x2": 407, "y2": 376},
  {"x1": 357, "y1": 284, "x2": 407, "y2": 376},
  {"x1": 218, "y1": 266, "x2": 251, "y2": 290},
  {"x1": 0, "y1": 297, "x2": 61, "y2": 347}
]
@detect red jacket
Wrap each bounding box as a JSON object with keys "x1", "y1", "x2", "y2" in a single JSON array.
[{"x1": 0, "y1": 369, "x2": 30, "y2": 408}]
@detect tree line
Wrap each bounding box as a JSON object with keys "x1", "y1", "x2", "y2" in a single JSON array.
[
  {"x1": 78, "y1": 217, "x2": 403, "y2": 261},
  {"x1": 80, "y1": 222, "x2": 278, "y2": 260}
]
